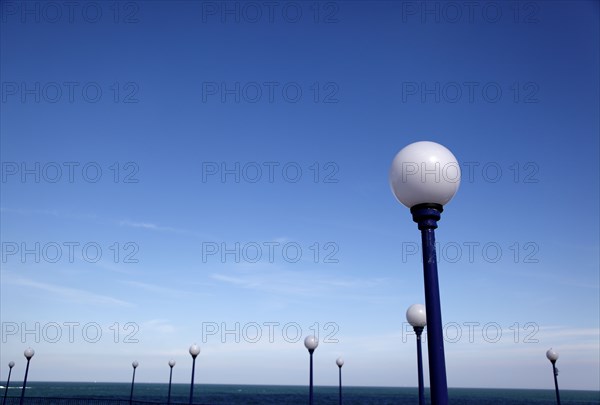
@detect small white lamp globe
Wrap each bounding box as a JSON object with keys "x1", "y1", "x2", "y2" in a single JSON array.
[
  {"x1": 304, "y1": 335, "x2": 319, "y2": 351},
  {"x1": 406, "y1": 304, "x2": 427, "y2": 328},
  {"x1": 546, "y1": 348, "x2": 559, "y2": 362},
  {"x1": 168, "y1": 359, "x2": 176, "y2": 367},
  {"x1": 189, "y1": 344, "x2": 201, "y2": 358},
  {"x1": 336, "y1": 357, "x2": 344, "y2": 367},
  {"x1": 24, "y1": 348, "x2": 35, "y2": 360}
]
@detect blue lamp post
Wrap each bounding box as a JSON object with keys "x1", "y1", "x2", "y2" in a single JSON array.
[
  {"x1": 167, "y1": 359, "x2": 176, "y2": 405},
  {"x1": 304, "y1": 335, "x2": 319, "y2": 405},
  {"x1": 2, "y1": 361, "x2": 15, "y2": 405},
  {"x1": 129, "y1": 361, "x2": 138, "y2": 405},
  {"x1": 336, "y1": 357, "x2": 344, "y2": 405},
  {"x1": 546, "y1": 349, "x2": 561, "y2": 405},
  {"x1": 390, "y1": 141, "x2": 461, "y2": 405},
  {"x1": 188, "y1": 344, "x2": 200, "y2": 405},
  {"x1": 407, "y1": 304, "x2": 427, "y2": 405},
  {"x1": 19, "y1": 348, "x2": 34, "y2": 405}
]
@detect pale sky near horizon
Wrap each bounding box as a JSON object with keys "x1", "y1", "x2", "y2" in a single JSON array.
[{"x1": 1, "y1": 0, "x2": 599, "y2": 392}]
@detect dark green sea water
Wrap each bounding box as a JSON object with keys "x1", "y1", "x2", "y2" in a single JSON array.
[{"x1": 2, "y1": 382, "x2": 599, "y2": 404}]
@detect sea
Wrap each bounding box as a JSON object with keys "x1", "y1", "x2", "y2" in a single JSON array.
[{"x1": 1, "y1": 382, "x2": 599, "y2": 404}]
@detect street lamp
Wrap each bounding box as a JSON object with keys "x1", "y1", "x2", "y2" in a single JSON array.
[
  {"x1": 2, "y1": 361, "x2": 15, "y2": 405},
  {"x1": 389, "y1": 141, "x2": 461, "y2": 405},
  {"x1": 406, "y1": 303, "x2": 427, "y2": 405},
  {"x1": 129, "y1": 360, "x2": 138, "y2": 405},
  {"x1": 19, "y1": 348, "x2": 34, "y2": 405},
  {"x1": 546, "y1": 348, "x2": 561, "y2": 405},
  {"x1": 304, "y1": 335, "x2": 319, "y2": 405},
  {"x1": 167, "y1": 359, "x2": 176, "y2": 405},
  {"x1": 336, "y1": 357, "x2": 344, "y2": 405},
  {"x1": 188, "y1": 344, "x2": 200, "y2": 405}
]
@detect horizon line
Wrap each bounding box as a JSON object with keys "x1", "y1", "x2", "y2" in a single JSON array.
[{"x1": 7, "y1": 381, "x2": 599, "y2": 392}]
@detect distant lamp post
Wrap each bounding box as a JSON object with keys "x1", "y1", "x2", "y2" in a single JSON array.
[
  {"x1": 546, "y1": 348, "x2": 561, "y2": 405},
  {"x1": 304, "y1": 335, "x2": 319, "y2": 405},
  {"x1": 3, "y1": 361, "x2": 15, "y2": 405},
  {"x1": 188, "y1": 344, "x2": 200, "y2": 405},
  {"x1": 336, "y1": 357, "x2": 344, "y2": 405},
  {"x1": 167, "y1": 360, "x2": 176, "y2": 405},
  {"x1": 19, "y1": 348, "x2": 34, "y2": 405},
  {"x1": 406, "y1": 304, "x2": 427, "y2": 405},
  {"x1": 129, "y1": 360, "x2": 139, "y2": 405},
  {"x1": 390, "y1": 141, "x2": 461, "y2": 405}
]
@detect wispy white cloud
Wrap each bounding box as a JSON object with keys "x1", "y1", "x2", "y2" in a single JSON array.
[
  {"x1": 0, "y1": 207, "x2": 98, "y2": 221},
  {"x1": 118, "y1": 220, "x2": 188, "y2": 233},
  {"x1": 89, "y1": 261, "x2": 136, "y2": 275},
  {"x1": 537, "y1": 325, "x2": 600, "y2": 340},
  {"x1": 140, "y1": 319, "x2": 177, "y2": 334},
  {"x1": 5, "y1": 277, "x2": 133, "y2": 307},
  {"x1": 209, "y1": 267, "x2": 393, "y2": 301},
  {"x1": 1, "y1": 207, "x2": 213, "y2": 238},
  {"x1": 1, "y1": 207, "x2": 60, "y2": 216},
  {"x1": 211, "y1": 274, "x2": 254, "y2": 286},
  {"x1": 117, "y1": 219, "x2": 215, "y2": 238},
  {"x1": 119, "y1": 280, "x2": 191, "y2": 298}
]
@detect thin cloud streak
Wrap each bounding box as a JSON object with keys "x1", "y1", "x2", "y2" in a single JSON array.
[
  {"x1": 120, "y1": 280, "x2": 192, "y2": 298},
  {"x1": 117, "y1": 219, "x2": 216, "y2": 238},
  {"x1": 6, "y1": 278, "x2": 133, "y2": 307},
  {"x1": 0, "y1": 207, "x2": 98, "y2": 222},
  {"x1": 1, "y1": 207, "x2": 60, "y2": 217},
  {"x1": 209, "y1": 268, "x2": 393, "y2": 301}
]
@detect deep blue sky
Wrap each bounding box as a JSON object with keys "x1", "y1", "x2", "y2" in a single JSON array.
[{"x1": 1, "y1": 0, "x2": 599, "y2": 391}]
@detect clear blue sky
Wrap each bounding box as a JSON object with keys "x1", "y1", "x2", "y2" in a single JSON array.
[{"x1": 1, "y1": 0, "x2": 598, "y2": 391}]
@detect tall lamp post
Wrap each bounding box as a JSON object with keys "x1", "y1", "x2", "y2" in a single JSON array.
[
  {"x1": 336, "y1": 357, "x2": 344, "y2": 405},
  {"x1": 129, "y1": 360, "x2": 138, "y2": 405},
  {"x1": 167, "y1": 360, "x2": 176, "y2": 405},
  {"x1": 19, "y1": 348, "x2": 34, "y2": 405},
  {"x1": 188, "y1": 344, "x2": 200, "y2": 405},
  {"x1": 3, "y1": 361, "x2": 15, "y2": 405},
  {"x1": 546, "y1": 348, "x2": 561, "y2": 405},
  {"x1": 389, "y1": 141, "x2": 461, "y2": 405},
  {"x1": 304, "y1": 335, "x2": 319, "y2": 405},
  {"x1": 406, "y1": 304, "x2": 427, "y2": 405}
]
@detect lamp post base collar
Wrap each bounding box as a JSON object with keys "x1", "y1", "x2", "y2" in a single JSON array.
[
  {"x1": 413, "y1": 326, "x2": 425, "y2": 338},
  {"x1": 411, "y1": 203, "x2": 443, "y2": 230}
]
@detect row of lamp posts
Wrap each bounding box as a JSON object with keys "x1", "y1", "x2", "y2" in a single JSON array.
[
  {"x1": 303, "y1": 335, "x2": 345, "y2": 405},
  {"x1": 0, "y1": 347, "x2": 34, "y2": 405},
  {"x1": 0, "y1": 141, "x2": 563, "y2": 405},
  {"x1": 128, "y1": 344, "x2": 200, "y2": 405},
  {"x1": 3, "y1": 340, "x2": 347, "y2": 405},
  {"x1": 129, "y1": 341, "x2": 345, "y2": 405},
  {"x1": 3, "y1": 343, "x2": 562, "y2": 405},
  {"x1": 402, "y1": 316, "x2": 563, "y2": 405}
]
